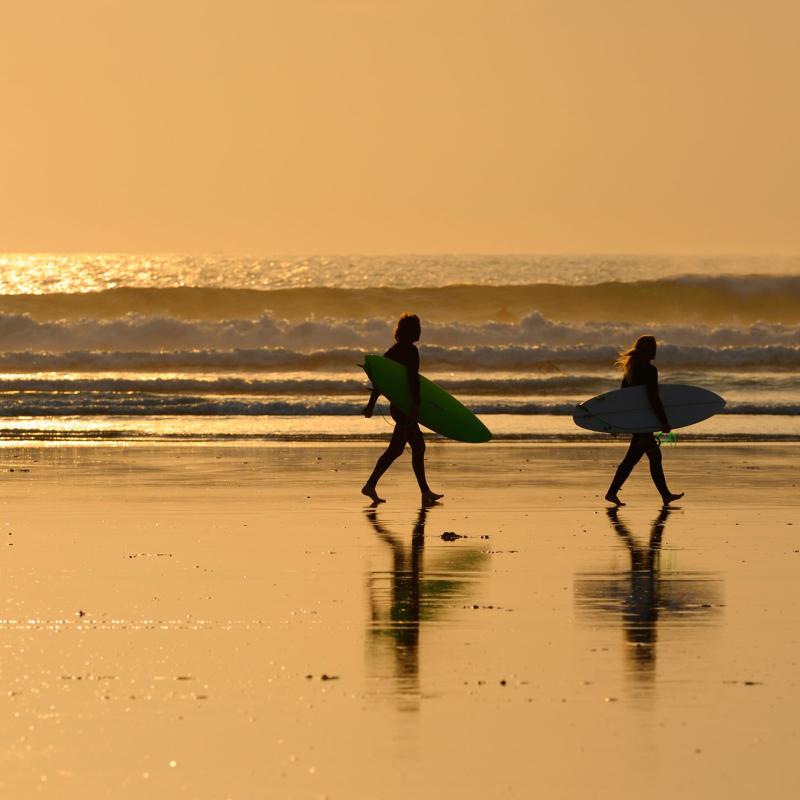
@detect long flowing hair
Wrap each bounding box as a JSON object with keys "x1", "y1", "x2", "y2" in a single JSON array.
[{"x1": 615, "y1": 335, "x2": 657, "y2": 381}]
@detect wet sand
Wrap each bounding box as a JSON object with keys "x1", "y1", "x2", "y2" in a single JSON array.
[{"x1": 1, "y1": 441, "x2": 798, "y2": 799}]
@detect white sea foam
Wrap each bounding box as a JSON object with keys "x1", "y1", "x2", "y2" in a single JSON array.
[{"x1": 0, "y1": 310, "x2": 799, "y2": 353}]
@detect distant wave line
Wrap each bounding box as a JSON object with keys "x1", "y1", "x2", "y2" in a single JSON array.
[
  {"x1": 0, "y1": 344, "x2": 798, "y2": 373},
  {"x1": 1, "y1": 275, "x2": 798, "y2": 324},
  {"x1": 0, "y1": 396, "x2": 794, "y2": 417},
  {"x1": 1, "y1": 374, "x2": 797, "y2": 397},
  {"x1": 0, "y1": 375, "x2": 614, "y2": 396}
]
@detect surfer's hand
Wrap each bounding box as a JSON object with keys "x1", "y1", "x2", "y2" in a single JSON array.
[
  {"x1": 661, "y1": 423, "x2": 672, "y2": 434},
  {"x1": 362, "y1": 405, "x2": 374, "y2": 418}
]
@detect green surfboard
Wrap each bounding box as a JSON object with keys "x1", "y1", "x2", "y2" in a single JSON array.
[{"x1": 362, "y1": 354, "x2": 492, "y2": 443}]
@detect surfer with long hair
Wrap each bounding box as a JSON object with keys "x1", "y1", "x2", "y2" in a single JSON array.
[
  {"x1": 605, "y1": 335, "x2": 684, "y2": 507},
  {"x1": 361, "y1": 313, "x2": 443, "y2": 505}
]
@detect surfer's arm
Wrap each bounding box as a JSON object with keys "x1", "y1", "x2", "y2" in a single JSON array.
[
  {"x1": 363, "y1": 387, "x2": 380, "y2": 418},
  {"x1": 646, "y1": 368, "x2": 671, "y2": 431}
]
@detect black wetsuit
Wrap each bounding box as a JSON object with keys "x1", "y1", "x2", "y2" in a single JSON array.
[
  {"x1": 383, "y1": 341, "x2": 421, "y2": 423},
  {"x1": 608, "y1": 360, "x2": 671, "y2": 500},
  {"x1": 366, "y1": 341, "x2": 430, "y2": 493}
]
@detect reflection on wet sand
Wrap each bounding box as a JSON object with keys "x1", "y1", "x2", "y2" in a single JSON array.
[
  {"x1": 364, "y1": 506, "x2": 488, "y2": 711},
  {"x1": 575, "y1": 507, "x2": 723, "y2": 685}
]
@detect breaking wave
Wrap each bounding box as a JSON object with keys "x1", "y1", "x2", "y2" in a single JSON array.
[{"x1": 0, "y1": 310, "x2": 799, "y2": 353}]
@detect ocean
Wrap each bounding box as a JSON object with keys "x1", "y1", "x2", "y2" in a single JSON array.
[{"x1": 0, "y1": 254, "x2": 798, "y2": 443}]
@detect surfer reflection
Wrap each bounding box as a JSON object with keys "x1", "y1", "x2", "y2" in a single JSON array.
[
  {"x1": 605, "y1": 335, "x2": 684, "y2": 506},
  {"x1": 362, "y1": 313, "x2": 443, "y2": 505},
  {"x1": 574, "y1": 507, "x2": 721, "y2": 683},
  {"x1": 365, "y1": 506, "x2": 427, "y2": 708},
  {"x1": 608, "y1": 506, "x2": 668, "y2": 673},
  {"x1": 365, "y1": 505, "x2": 488, "y2": 710}
]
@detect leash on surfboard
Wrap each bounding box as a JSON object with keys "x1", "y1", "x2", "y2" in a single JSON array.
[{"x1": 656, "y1": 431, "x2": 677, "y2": 448}]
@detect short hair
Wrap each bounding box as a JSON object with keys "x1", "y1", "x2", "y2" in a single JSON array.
[{"x1": 394, "y1": 313, "x2": 421, "y2": 343}]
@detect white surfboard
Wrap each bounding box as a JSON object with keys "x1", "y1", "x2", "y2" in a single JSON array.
[{"x1": 573, "y1": 384, "x2": 726, "y2": 434}]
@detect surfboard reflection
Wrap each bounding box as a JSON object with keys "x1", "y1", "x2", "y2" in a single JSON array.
[
  {"x1": 364, "y1": 506, "x2": 488, "y2": 712},
  {"x1": 574, "y1": 507, "x2": 723, "y2": 684}
]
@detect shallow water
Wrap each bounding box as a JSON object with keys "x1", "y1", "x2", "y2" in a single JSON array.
[{"x1": 0, "y1": 412, "x2": 799, "y2": 444}]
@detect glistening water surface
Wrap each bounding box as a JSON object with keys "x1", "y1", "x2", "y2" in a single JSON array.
[
  {"x1": 1, "y1": 443, "x2": 797, "y2": 798},
  {"x1": 0, "y1": 254, "x2": 798, "y2": 443}
]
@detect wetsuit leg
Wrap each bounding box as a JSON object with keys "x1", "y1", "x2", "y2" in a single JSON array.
[
  {"x1": 406, "y1": 422, "x2": 431, "y2": 494},
  {"x1": 643, "y1": 438, "x2": 670, "y2": 499},
  {"x1": 366, "y1": 421, "x2": 409, "y2": 487},
  {"x1": 608, "y1": 435, "x2": 647, "y2": 494}
]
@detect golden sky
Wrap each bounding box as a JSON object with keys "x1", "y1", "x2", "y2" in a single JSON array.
[{"x1": 1, "y1": 1, "x2": 797, "y2": 254}]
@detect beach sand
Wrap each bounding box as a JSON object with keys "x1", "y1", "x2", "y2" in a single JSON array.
[{"x1": 1, "y1": 441, "x2": 798, "y2": 799}]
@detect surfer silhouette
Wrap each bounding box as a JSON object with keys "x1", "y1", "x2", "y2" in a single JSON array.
[
  {"x1": 605, "y1": 335, "x2": 684, "y2": 506},
  {"x1": 361, "y1": 313, "x2": 443, "y2": 505}
]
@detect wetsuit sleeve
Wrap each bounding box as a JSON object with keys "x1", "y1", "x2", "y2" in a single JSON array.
[
  {"x1": 646, "y1": 366, "x2": 670, "y2": 428},
  {"x1": 408, "y1": 347, "x2": 421, "y2": 405}
]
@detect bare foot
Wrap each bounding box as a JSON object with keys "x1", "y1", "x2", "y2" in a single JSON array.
[
  {"x1": 605, "y1": 491, "x2": 625, "y2": 506},
  {"x1": 361, "y1": 484, "x2": 385, "y2": 504},
  {"x1": 421, "y1": 491, "x2": 444, "y2": 505},
  {"x1": 662, "y1": 492, "x2": 684, "y2": 506}
]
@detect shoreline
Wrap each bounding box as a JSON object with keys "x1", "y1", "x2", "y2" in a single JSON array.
[
  {"x1": 0, "y1": 411, "x2": 797, "y2": 445},
  {"x1": 0, "y1": 438, "x2": 798, "y2": 448}
]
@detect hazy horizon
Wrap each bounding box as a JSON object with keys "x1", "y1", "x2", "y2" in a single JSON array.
[
  {"x1": 2, "y1": 249, "x2": 800, "y2": 257},
  {"x1": 3, "y1": 250, "x2": 798, "y2": 262}
]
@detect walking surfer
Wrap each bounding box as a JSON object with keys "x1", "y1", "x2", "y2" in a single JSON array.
[
  {"x1": 605, "y1": 335, "x2": 684, "y2": 507},
  {"x1": 361, "y1": 313, "x2": 443, "y2": 505}
]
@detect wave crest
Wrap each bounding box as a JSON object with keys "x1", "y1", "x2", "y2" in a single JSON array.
[{"x1": 2, "y1": 275, "x2": 799, "y2": 324}]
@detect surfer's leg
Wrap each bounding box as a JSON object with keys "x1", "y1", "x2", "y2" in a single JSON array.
[
  {"x1": 363, "y1": 424, "x2": 407, "y2": 501},
  {"x1": 408, "y1": 424, "x2": 442, "y2": 502},
  {"x1": 644, "y1": 438, "x2": 684, "y2": 504},
  {"x1": 606, "y1": 437, "x2": 645, "y2": 505},
  {"x1": 408, "y1": 424, "x2": 429, "y2": 493},
  {"x1": 644, "y1": 444, "x2": 684, "y2": 504}
]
